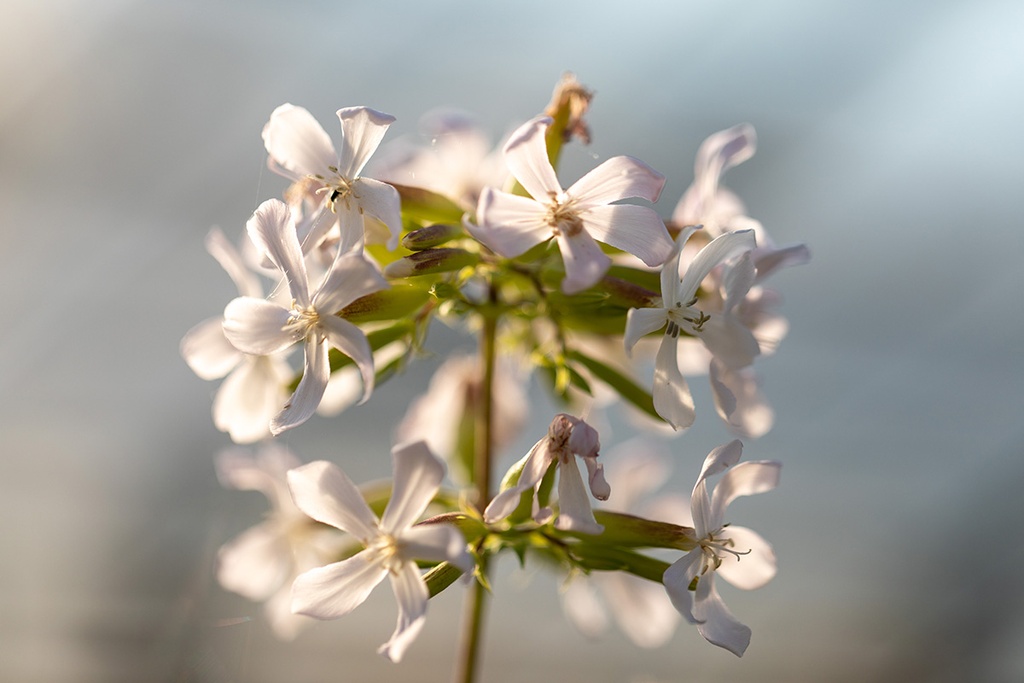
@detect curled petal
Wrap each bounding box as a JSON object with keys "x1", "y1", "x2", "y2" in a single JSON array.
[
  {"x1": 271, "y1": 336, "x2": 329, "y2": 435},
  {"x1": 352, "y1": 177, "x2": 403, "y2": 250},
  {"x1": 222, "y1": 297, "x2": 296, "y2": 356},
  {"x1": 568, "y1": 155, "x2": 666, "y2": 207},
  {"x1": 715, "y1": 525, "x2": 776, "y2": 590},
  {"x1": 582, "y1": 457, "x2": 610, "y2": 501},
  {"x1": 662, "y1": 550, "x2": 702, "y2": 624},
  {"x1": 380, "y1": 441, "x2": 445, "y2": 535},
  {"x1": 679, "y1": 230, "x2": 756, "y2": 302},
  {"x1": 502, "y1": 116, "x2": 561, "y2": 200},
  {"x1": 696, "y1": 440, "x2": 744, "y2": 491},
  {"x1": 557, "y1": 229, "x2": 610, "y2": 294},
  {"x1": 291, "y1": 551, "x2": 388, "y2": 620},
  {"x1": 582, "y1": 204, "x2": 674, "y2": 267},
  {"x1": 217, "y1": 522, "x2": 292, "y2": 601},
  {"x1": 314, "y1": 251, "x2": 388, "y2": 314},
  {"x1": 287, "y1": 460, "x2": 379, "y2": 542},
  {"x1": 624, "y1": 308, "x2": 668, "y2": 356},
  {"x1": 484, "y1": 439, "x2": 552, "y2": 523},
  {"x1": 378, "y1": 562, "x2": 429, "y2": 662},
  {"x1": 693, "y1": 575, "x2": 751, "y2": 656},
  {"x1": 694, "y1": 124, "x2": 757, "y2": 206},
  {"x1": 205, "y1": 226, "x2": 262, "y2": 299},
  {"x1": 263, "y1": 103, "x2": 338, "y2": 180},
  {"x1": 319, "y1": 316, "x2": 375, "y2": 405},
  {"x1": 652, "y1": 336, "x2": 695, "y2": 431},
  {"x1": 710, "y1": 361, "x2": 774, "y2": 439},
  {"x1": 710, "y1": 460, "x2": 781, "y2": 526},
  {"x1": 181, "y1": 317, "x2": 240, "y2": 380},
  {"x1": 554, "y1": 458, "x2": 603, "y2": 534},
  {"x1": 336, "y1": 106, "x2": 396, "y2": 179},
  {"x1": 246, "y1": 199, "x2": 310, "y2": 306}
]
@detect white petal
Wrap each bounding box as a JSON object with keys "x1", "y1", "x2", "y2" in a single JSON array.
[
  {"x1": 557, "y1": 229, "x2": 610, "y2": 294},
  {"x1": 753, "y1": 243, "x2": 811, "y2": 283},
  {"x1": 217, "y1": 522, "x2": 291, "y2": 601},
  {"x1": 662, "y1": 550, "x2": 702, "y2": 624},
  {"x1": 314, "y1": 251, "x2": 388, "y2": 314},
  {"x1": 624, "y1": 307, "x2": 668, "y2": 356},
  {"x1": 553, "y1": 458, "x2": 603, "y2": 534},
  {"x1": 663, "y1": 226, "x2": 700, "y2": 304},
  {"x1": 694, "y1": 576, "x2": 751, "y2": 656},
  {"x1": 319, "y1": 316, "x2": 374, "y2": 404},
  {"x1": 561, "y1": 577, "x2": 610, "y2": 638},
  {"x1": 353, "y1": 177, "x2": 403, "y2": 250},
  {"x1": 398, "y1": 524, "x2": 472, "y2": 572},
  {"x1": 287, "y1": 460, "x2": 380, "y2": 542},
  {"x1": 222, "y1": 297, "x2": 296, "y2": 356},
  {"x1": 291, "y1": 551, "x2": 388, "y2": 620},
  {"x1": 582, "y1": 457, "x2": 610, "y2": 501},
  {"x1": 709, "y1": 362, "x2": 774, "y2": 439},
  {"x1": 473, "y1": 188, "x2": 551, "y2": 257},
  {"x1": 679, "y1": 230, "x2": 756, "y2": 302},
  {"x1": 694, "y1": 124, "x2": 757, "y2": 206},
  {"x1": 380, "y1": 441, "x2": 445, "y2": 534},
  {"x1": 696, "y1": 440, "x2": 744, "y2": 491},
  {"x1": 181, "y1": 317, "x2": 240, "y2": 380},
  {"x1": 699, "y1": 315, "x2": 760, "y2": 369},
  {"x1": 710, "y1": 460, "x2": 781, "y2": 525},
  {"x1": 722, "y1": 251, "x2": 756, "y2": 313},
  {"x1": 205, "y1": 226, "x2": 262, "y2": 298},
  {"x1": 271, "y1": 336, "x2": 329, "y2": 435},
  {"x1": 715, "y1": 525, "x2": 776, "y2": 590},
  {"x1": 336, "y1": 106, "x2": 396, "y2": 179},
  {"x1": 213, "y1": 356, "x2": 290, "y2": 444},
  {"x1": 377, "y1": 562, "x2": 429, "y2": 662},
  {"x1": 263, "y1": 103, "x2": 338, "y2": 180},
  {"x1": 246, "y1": 199, "x2": 311, "y2": 307},
  {"x1": 582, "y1": 204, "x2": 674, "y2": 267},
  {"x1": 316, "y1": 365, "x2": 362, "y2": 417},
  {"x1": 483, "y1": 439, "x2": 552, "y2": 523},
  {"x1": 652, "y1": 335, "x2": 695, "y2": 431},
  {"x1": 502, "y1": 116, "x2": 562, "y2": 200},
  {"x1": 600, "y1": 572, "x2": 680, "y2": 648},
  {"x1": 568, "y1": 155, "x2": 665, "y2": 207}
]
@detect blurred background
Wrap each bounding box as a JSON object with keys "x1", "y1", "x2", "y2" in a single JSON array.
[{"x1": 2, "y1": 1, "x2": 1023, "y2": 681}]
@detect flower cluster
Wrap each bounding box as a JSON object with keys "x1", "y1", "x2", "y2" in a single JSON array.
[{"x1": 184, "y1": 75, "x2": 807, "y2": 671}]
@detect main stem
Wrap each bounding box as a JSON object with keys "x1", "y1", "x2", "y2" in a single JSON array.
[{"x1": 453, "y1": 299, "x2": 498, "y2": 683}]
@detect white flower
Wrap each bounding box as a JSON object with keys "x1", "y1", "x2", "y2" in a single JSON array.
[
  {"x1": 262, "y1": 103, "x2": 403, "y2": 252},
  {"x1": 471, "y1": 116, "x2": 674, "y2": 294},
  {"x1": 561, "y1": 441, "x2": 686, "y2": 647},
  {"x1": 484, "y1": 413, "x2": 610, "y2": 534},
  {"x1": 624, "y1": 227, "x2": 757, "y2": 430},
  {"x1": 215, "y1": 444, "x2": 344, "y2": 639},
  {"x1": 222, "y1": 198, "x2": 388, "y2": 435},
  {"x1": 662, "y1": 440, "x2": 780, "y2": 656},
  {"x1": 288, "y1": 442, "x2": 472, "y2": 662},
  {"x1": 180, "y1": 227, "x2": 292, "y2": 443}
]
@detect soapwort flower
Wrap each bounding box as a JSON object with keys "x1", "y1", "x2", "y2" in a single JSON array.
[
  {"x1": 222, "y1": 198, "x2": 388, "y2": 435},
  {"x1": 484, "y1": 414, "x2": 610, "y2": 534},
  {"x1": 288, "y1": 442, "x2": 472, "y2": 662},
  {"x1": 663, "y1": 440, "x2": 780, "y2": 656},
  {"x1": 262, "y1": 103, "x2": 403, "y2": 252},
  {"x1": 624, "y1": 227, "x2": 757, "y2": 430},
  {"x1": 472, "y1": 116, "x2": 674, "y2": 294}
]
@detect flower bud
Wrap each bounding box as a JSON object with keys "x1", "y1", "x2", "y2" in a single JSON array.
[
  {"x1": 383, "y1": 248, "x2": 480, "y2": 279},
  {"x1": 401, "y1": 223, "x2": 463, "y2": 251}
]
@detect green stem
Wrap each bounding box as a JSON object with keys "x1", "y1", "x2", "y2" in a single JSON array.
[{"x1": 453, "y1": 288, "x2": 498, "y2": 683}]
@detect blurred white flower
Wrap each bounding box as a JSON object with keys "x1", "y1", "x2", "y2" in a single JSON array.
[
  {"x1": 662, "y1": 440, "x2": 780, "y2": 656},
  {"x1": 484, "y1": 414, "x2": 609, "y2": 534},
  {"x1": 288, "y1": 441, "x2": 472, "y2": 662},
  {"x1": 471, "y1": 115, "x2": 674, "y2": 294},
  {"x1": 180, "y1": 227, "x2": 292, "y2": 443}
]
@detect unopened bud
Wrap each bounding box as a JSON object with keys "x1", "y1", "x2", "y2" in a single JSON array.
[
  {"x1": 401, "y1": 223, "x2": 463, "y2": 251},
  {"x1": 383, "y1": 248, "x2": 479, "y2": 279}
]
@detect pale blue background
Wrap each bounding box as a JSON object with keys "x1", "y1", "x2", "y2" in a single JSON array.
[{"x1": 2, "y1": 1, "x2": 1023, "y2": 681}]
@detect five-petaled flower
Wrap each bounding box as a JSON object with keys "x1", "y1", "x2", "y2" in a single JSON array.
[
  {"x1": 662, "y1": 439, "x2": 780, "y2": 656},
  {"x1": 288, "y1": 441, "x2": 472, "y2": 662},
  {"x1": 262, "y1": 103, "x2": 403, "y2": 252},
  {"x1": 624, "y1": 226, "x2": 758, "y2": 430},
  {"x1": 222, "y1": 198, "x2": 388, "y2": 435},
  {"x1": 472, "y1": 116, "x2": 675, "y2": 294},
  {"x1": 484, "y1": 413, "x2": 610, "y2": 534}
]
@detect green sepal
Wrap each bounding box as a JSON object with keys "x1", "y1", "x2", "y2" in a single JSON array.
[
  {"x1": 338, "y1": 284, "x2": 431, "y2": 323},
  {"x1": 567, "y1": 544, "x2": 672, "y2": 584},
  {"x1": 567, "y1": 510, "x2": 696, "y2": 551},
  {"x1": 392, "y1": 183, "x2": 466, "y2": 225},
  {"x1": 567, "y1": 350, "x2": 660, "y2": 422},
  {"x1": 424, "y1": 562, "x2": 465, "y2": 598}
]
